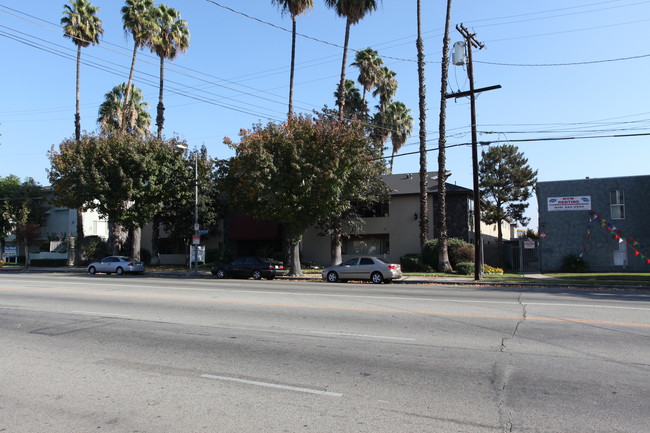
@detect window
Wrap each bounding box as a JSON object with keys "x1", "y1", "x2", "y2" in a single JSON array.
[
  {"x1": 342, "y1": 234, "x2": 389, "y2": 255},
  {"x1": 610, "y1": 190, "x2": 625, "y2": 219},
  {"x1": 352, "y1": 200, "x2": 390, "y2": 218}
]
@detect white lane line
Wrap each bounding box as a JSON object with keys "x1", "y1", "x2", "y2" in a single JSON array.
[
  {"x1": 200, "y1": 374, "x2": 343, "y2": 397},
  {"x1": 310, "y1": 331, "x2": 415, "y2": 341},
  {"x1": 72, "y1": 311, "x2": 131, "y2": 318}
]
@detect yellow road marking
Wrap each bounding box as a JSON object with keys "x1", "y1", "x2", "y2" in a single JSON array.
[{"x1": 1, "y1": 286, "x2": 649, "y2": 328}]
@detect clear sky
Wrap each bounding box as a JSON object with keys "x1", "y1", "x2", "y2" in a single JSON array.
[{"x1": 2, "y1": 0, "x2": 650, "y2": 230}]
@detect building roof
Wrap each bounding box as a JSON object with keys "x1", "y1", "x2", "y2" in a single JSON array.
[{"x1": 381, "y1": 172, "x2": 473, "y2": 196}]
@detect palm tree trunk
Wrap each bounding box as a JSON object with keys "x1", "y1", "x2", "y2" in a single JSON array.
[
  {"x1": 436, "y1": 0, "x2": 453, "y2": 273},
  {"x1": 124, "y1": 43, "x2": 138, "y2": 106},
  {"x1": 288, "y1": 16, "x2": 297, "y2": 118},
  {"x1": 156, "y1": 55, "x2": 165, "y2": 139},
  {"x1": 74, "y1": 45, "x2": 84, "y2": 266},
  {"x1": 75, "y1": 45, "x2": 81, "y2": 142},
  {"x1": 416, "y1": 0, "x2": 429, "y2": 253},
  {"x1": 337, "y1": 19, "x2": 352, "y2": 120}
]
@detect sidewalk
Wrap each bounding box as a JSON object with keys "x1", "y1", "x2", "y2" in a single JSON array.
[{"x1": 0, "y1": 266, "x2": 605, "y2": 288}]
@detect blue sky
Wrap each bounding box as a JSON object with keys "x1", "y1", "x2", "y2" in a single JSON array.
[{"x1": 2, "y1": 0, "x2": 650, "y2": 230}]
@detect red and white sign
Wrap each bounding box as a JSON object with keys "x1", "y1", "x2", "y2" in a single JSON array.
[
  {"x1": 547, "y1": 196, "x2": 591, "y2": 211},
  {"x1": 192, "y1": 235, "x2": 200, "y2": 245}
]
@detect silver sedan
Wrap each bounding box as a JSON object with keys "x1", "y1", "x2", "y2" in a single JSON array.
[
  {"x1": 87, "y1": 256, "x2": 145, "y2": 275},
  {"x1": 322, "y1": 257, "x2": 402, "y2": 284}
]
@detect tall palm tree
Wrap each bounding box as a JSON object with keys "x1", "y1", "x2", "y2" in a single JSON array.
[
  {"x1": 437, "y1": 0, "x2": 453, "y2": 273},
  {"x1": 61, "y1": 0, "x2": 103, "y2": 142},
  {"x1": 375, "y1": 101, "x2": 412, "y2": 172},
  {"x1": 324, "y1": 0, "x2": 380, "y2": 120},
  {"x1": 271, "y1": 0, "x2": 314, "y2": 118},
  {"x1": 334, "y1": 79, "x2": 367, "y2": 119},
  {"x1": 98, "y1": 83, "x2": 151, "y2": 137},
  {"x1": 351, "y1": 47, "x2": 383, "y2": 103},
  {"x1": 121, "y1": 0, "x2": 155, "y2": 111},
  {"x1": 61, "y1": 0, "x2": 102, "y2": 266},
  {"x1": 416, "y1": 0, "x2": 428, "y2": 252},
  {"x1": 372, "y1": 66, "x2": 398, "y2": 112},
  {"x1": 148, "y1": 4, "x2": 190, "y2": 139}
]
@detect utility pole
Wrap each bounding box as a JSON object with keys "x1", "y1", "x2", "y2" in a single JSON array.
[{"x1": 446, "y1": 25, "x2": 500, "y2": 281}]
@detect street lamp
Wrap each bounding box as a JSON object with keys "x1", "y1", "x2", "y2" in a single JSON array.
[{"x1": 175, "y1": 144, "x2": 199, "y2": 273}]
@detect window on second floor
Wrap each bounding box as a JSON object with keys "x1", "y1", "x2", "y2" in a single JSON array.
[{"x1": 610, "y1": 190, "x2": 625, "y2": 219}]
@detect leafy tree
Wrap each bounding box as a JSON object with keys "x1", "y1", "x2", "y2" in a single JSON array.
[
  {"x1": 121, "y1": 0, "x2": 155, "y2": 111},
  {"x1": 148, "y1": 4, "x2": 190, "y2": 139},
  {"x1": 325, "y1": 0, "x2": 380, "y2": 119},
  {"x1": 219, "y1": 112, "x2": 385, "y2": 275},
  {"x1": 98, "y1": 83, "x2": 151, "y2": 137},
  {"x1": 351, "y1": 47, "x2": 383, "y2": 104},
  {"x1": 48, "y1": 134, "x2": 190, "y2": 258},
  {"x1": 479, "y1": 144, "x2": 538, "y2": 266},
  {"x1": 61, "y1": 0, "x2": 103, "y2": 142},
  {"x1": 155, "y1": 145, "x2": 221, "y2": 255},
  {"x1": 271, "y1": 0, "x2": 314, "y2": 117},
  {"x1": 435, "y1": 0, "x2": 454, "y2": 273},
  {"x1": 15, "y1": 222, "x2": 41, "y2": 267},
  {"x1": 0, "y1": 176, "x2": 44, "y2": 258}
]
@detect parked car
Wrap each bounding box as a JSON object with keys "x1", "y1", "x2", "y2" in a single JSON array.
[
  {"x1": 322, "y1": 257, "x2": 402, "y2": 284},
  {"x1": 87, "y1": 256, "x2": 145, "y2": 275},
  {"x1": 211, "y1": 257, "x2": 285, "y2": 280}
]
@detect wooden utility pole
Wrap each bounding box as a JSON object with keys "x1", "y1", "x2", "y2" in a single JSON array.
[{"x1": 446, "y1": 25, "x2": 500, "y2": 281}]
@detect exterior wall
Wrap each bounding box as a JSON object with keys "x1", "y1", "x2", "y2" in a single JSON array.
[
  {"x1": 537, "y1": 175, "x2": 650, "y2": 272},
  {"x1": 301, "y1": 193, "x2": 473, "y2": 267},
  {"x1": 41, "y1": 208, "x2": 109, "y2": 241}
]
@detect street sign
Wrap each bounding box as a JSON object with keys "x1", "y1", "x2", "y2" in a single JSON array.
[
  {"x1": 196, "y1": 230, "x2": 209, "y2": 235},
  {"x1": 192, "y1": 235, "x2": 200, "y2": 245},
  {"x1": 4, "y1": 246, "x2": 17, "y2": 257}
]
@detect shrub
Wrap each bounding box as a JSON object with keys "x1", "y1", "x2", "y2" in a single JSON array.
[
  {"x1": 561, "y1": 254, "x2": 588, "y2": 273},
  {"x1": 448, "y1": 239, "x2": 474, "y2": 267},
  {"x1": 455, "y1": 262, "x2": 474, "y2": 275},
  {"x1": 30, "y1": 259, "x2": 68, "y2": 267},
  {"x1": 400, "y1": 254, "x2": 433, "y2": 272},
  {"x1": 421, "y1": 239, "x2": 439, "y2": 270},
  {"x1": 140, "y1": 248, "x2": 152, "y2": 265},
  {"x1": 83, "y1": 236, "x2": 109, "y2": 262}
]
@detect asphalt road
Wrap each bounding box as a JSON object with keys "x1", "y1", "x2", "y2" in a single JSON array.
[{"x1": 1, "y1": 274, "x2": 649, "y2": 432}]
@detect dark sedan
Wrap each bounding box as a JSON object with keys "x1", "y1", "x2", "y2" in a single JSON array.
[{"x1": 211, "y1": 257, "x2": 285, "y2": 280}]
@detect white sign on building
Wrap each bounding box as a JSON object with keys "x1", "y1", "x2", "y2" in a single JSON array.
[{"x1": 547, "y1": 196, "x2": 592, "y2": 211}]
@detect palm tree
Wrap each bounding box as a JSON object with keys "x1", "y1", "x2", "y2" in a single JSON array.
[
  {"x1": 377, "y1": 101, "x2": 413, "y2": 172},
  {"x1": 271, "y1": 0, "x2": 314, "y2": 118},
  {"x1": 436, "y1": 0, "x2": 453, "y2": 273},
  {"x1": 148, "y1": 4, "x2": 190, "y2": 139},
  {"x1": 372, "y1": 66, "x2": 398, "y2": 112},
  {"x1": 61, "y1": 0, "x2": 103, "y2": 142},
  {"x1": 121, "y1": 0, "x2": 155, "y2": 111},
  {"x1": 324, "y1": 0, "x2": 380, "y2": 120},
  {"x1": 61, "y1": 0, "x2": 102, "y2": 266},
  {"x1": 351, "y1": 47, "x2": 383, "y2": 103},
  {"x1": 416, "y1": 0, "x2": 429, "y2": 253},
  {"x1": 334, "y1": 79, "x2": 367, "y2": 119},
  {"x1": 98, "y1": 83, "x2": 151, "y2": 137}
]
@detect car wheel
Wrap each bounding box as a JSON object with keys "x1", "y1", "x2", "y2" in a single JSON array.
[
  {"x1": 116, "y1": 267, "x2": 124, "y2": 275},
  {"x1": 253, "y1": 270, "x2": 263, "y2": 280},
  {"x1": 214, "y1": 269, "x2": 226, "y2": 279},
  {"x1": 88, "y1": 266, "x2": 96, "y2": 275},
  {"x1": 371, "y1": 272, "x2": 384, "y2": 284},
  {"x1": 327, "y1": 271, "x2": 339, "y2": 283}
]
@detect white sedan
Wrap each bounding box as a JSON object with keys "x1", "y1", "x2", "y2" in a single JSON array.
[
  {"x1": 87, "y1": 256, "x2": 145, "y2": 275},
  {"x1": 322, "y1": 257, "x2": 402, "y2": 284}
]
